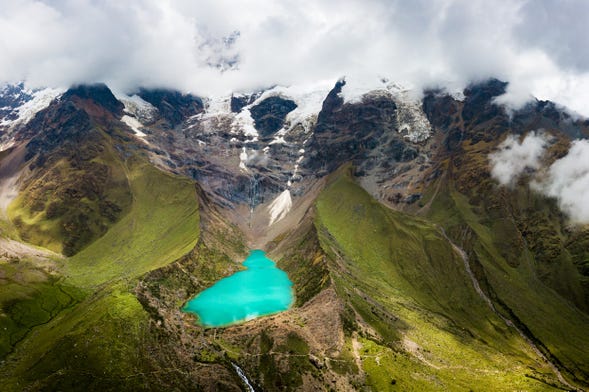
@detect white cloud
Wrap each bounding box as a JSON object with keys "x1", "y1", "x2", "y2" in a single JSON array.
[
  {"x1": 490, "y1": 133, "x2": 589, "y2": 224},
  {"x1": 532, "y1": 140, "x2": 589, "y2": 224},
  {"x1": 0, "y1": 0, "x2": 588, "y2": 115},
  {"x1": 489, "y1": 132, "x2": 549, "y2": 186}
]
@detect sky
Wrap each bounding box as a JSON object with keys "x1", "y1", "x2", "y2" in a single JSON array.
[{"x1": 1, "y1": 0, "x2": 588, "y2": 115}]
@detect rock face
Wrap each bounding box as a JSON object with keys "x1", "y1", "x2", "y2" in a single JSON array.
[
  {"x1": 137, "y1": 88, "x2": 204, "y2": 127},
  {"x1": 422, "y1": 78, "x2": 589, "y2": 310},
  {"x1": 230, "y1": 93, "x2": 260, "y2": 113},
  {"x1": 249, "y1": 96, "x2": 297, "y2": 137},
  {"x1": 307, "y1": 83, "x2": 398, "y2": 174},
  {"x1": 461, "y1": 78, "x2": 507, "y2": 126},
  {"x1": 303, "y1": 80, "x2": 427, "y2": 205},
  {"x1": 62, "y1": 83, "x2": 124, "y2": 117},
  {"x1": 23, "y1": 84, "x2": 123, "y2": 158}
]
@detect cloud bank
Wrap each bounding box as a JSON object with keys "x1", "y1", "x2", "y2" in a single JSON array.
[
  {"x1": 489, "y1": 132, "x2": 549, "y2": 186},
  {"x1": 490, "y1": 133, "x2": 589, "y2": 224},
  {"x1": 532, "y1": 140, "x2": 589, "y2": 224},
  {"x1": 1, "y1": 0, "x2": 589, "y2": 115}
]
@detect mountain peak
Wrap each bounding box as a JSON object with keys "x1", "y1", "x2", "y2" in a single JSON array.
[
  {"x1": 62, "y1": 83, "x2": 124, "y2": 117},
  {"x1": 136, "y1": 88, "x2": 203, "y2": 127}
]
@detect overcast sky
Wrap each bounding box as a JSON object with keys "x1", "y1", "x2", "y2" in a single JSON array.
[{"x1": 1, "y1": 0, "x2": 588, "y2": 115}]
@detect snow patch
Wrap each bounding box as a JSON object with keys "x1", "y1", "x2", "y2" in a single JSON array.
[
  {"x1": 115, "y1": 93, "x2": 158, "y2": 141},
  {"x1": 232, "y1": 108, "x2": 258, "y2": 138},
  {"x1": 448, "y1": 89, "x2": 465, "y2": 102},
  {"x1": 258, "y1": 82, "x2": 332, "y2": 132},
  {"x1": 268, "y1": 189, "x2": 292, "y2": 225},
  {"x1": 116, "y1": 93, "x2": 158, "y2": 123},
  {"x1": 231, "y1": 81, "x2": 332, "y2": 137},
  {"x1": 0, "y1": 140, "x2": 15, "y2": 152},
  {"x1": 393, "y1": 89, "x2": 432, "y2": 143},
  {"x1": 196, "y1": 81, "x2": 331, "y2": 141},
  {"x1": 269, "y1": 136, "x2": 286, "y2": 145},
  {"x1": 1, "y1": 87, "x2": 63, "y2": 127},
  {"x1": 339, "y1": 76, "x2": 391, "y2": 104},
  {"x1": 121, "y1": 115, "x2": 147, "y2": 137},
  {"x1": 202, "y1": 95, "x2": 231, "y2": 118}
]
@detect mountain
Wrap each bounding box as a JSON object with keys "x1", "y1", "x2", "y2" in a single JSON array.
[{"x1": 0, "y1": 78, "x2": 588, "y2": 391}]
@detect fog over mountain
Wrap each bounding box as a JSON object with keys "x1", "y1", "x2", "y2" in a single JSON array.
[
  {"x1": 1, "y1": 0, "x2": 589, "y2": 115},
  {"x1": 490, "y1": 132, "x2": 589, "y2": 224}
]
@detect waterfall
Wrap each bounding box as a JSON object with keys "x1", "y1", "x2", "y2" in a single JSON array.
[
  {"x1": 232, "y1": 363, "x2": 255, "y2": 392},
  {"x1": 440, "y1": 228, "x2": 576, "y2": 391},
  {"x1": 249, "y1": 175, "x2": 259, "y2": 226}
]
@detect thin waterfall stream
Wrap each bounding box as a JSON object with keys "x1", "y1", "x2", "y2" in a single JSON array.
[
  {"x1": 232, "y1": 363, "x2": 255, "y2": 392},
  {"x1": 440, "y1": 228, "x2": 576, "y2": 390},
  {"x1": 249, "y1": 175, "x2": 259, "y2": 227}
]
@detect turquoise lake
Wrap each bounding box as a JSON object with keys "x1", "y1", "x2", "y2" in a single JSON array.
[{"x1": 182, "y1": 250, "x2": 294, "y2": 327}]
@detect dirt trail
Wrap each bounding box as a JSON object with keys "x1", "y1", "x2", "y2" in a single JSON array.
[{"x1": 0, "y1": 237, "x2": 60, "y2": 261}]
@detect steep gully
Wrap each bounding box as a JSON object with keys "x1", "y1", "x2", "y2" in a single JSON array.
[{"x1": 439, "y1": 228, "x2": 577, "y2": 391}]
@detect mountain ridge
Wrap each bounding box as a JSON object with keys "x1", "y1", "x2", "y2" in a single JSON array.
[{"x1": 0, "y1": 77, "x2": 588, "y2": 391}]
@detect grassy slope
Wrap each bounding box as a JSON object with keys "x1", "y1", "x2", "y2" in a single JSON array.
[
  {"x1": 315, "y1": 168, "x2": 563, "y2": 391},
  {"x1": 427, "y1": 176, "x2": 589, "y2": 386},
  {"x1": 7, "y1": 131, "x2": 133, "y2": 256},
  {"x1": 0, "y1": 259, "x2": 85, "y2": 359},
  {"x1": 66, "y1": 157, "x2": 200, "y2": 288},
  {"x1": 0, "y1": 154, "x2": 201, "y2": 391}
]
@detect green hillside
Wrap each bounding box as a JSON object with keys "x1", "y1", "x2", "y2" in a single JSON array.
[
  {"x1": 424, "y1": 157, "x2": 589, "y2": 387},
  {"x1": 8, "y1": 129, "x2": 133, "y2": 256},
  {"x1": 314, "y1": 167, "x2": 573, "y2": 390},
  {"x1": 0, "y1": 152, "x2": 202, "y2": 391}
]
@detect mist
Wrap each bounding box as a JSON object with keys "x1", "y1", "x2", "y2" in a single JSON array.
[
  {"x1": 1, "y1": 0, "x2": 589, "y2": 115},
  {"x1": 532, "y1": 140, "x2": 589, "y2": 224},
  {"x1": 490, "y1": 133, "x2": 589, "y2": 224},
  {"x1": 489, "y1": 132, "x2": 549, "y2": 186}
]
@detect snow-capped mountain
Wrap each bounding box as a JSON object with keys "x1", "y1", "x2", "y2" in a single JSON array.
[
  {"x1": 0, "y1": 83, "x2": 63, "y2": 150},
  {"x1": 115, "y1": 77, "x2": 440, "y2": 236}
]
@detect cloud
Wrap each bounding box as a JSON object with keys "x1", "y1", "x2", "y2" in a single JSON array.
[
  {"x1": 490, "y1": 133, "x2": 589, "y2": 224},
  {"x1": 489, "y1": 132, "x2": 549, "y2": 186},
  {"x1": 1, "y1": 0, "x2": 589, "y2": 115},
  {"x1": 532, "y1": 140, "x2": 589, "y2": 224},
  {"x1": 514, "y1": 0, "x2": 589, "y2": 73}
]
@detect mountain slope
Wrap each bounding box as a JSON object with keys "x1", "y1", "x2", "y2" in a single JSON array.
[
  {"x1": 420, "y1": 82, "x2": 589, "y2": 387},
  {"x1": 0, "y1": 85, "x2": 204, "y2": 391},
  {"x1": 313, "y1": 167, "x2": 568, "y2": 390},
  {"x1": 0, "y1": 79, "x2": 588, "y2": 391},
  {"x1": 0, "y1": 155, "x2": 202, "y2": 391}
]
